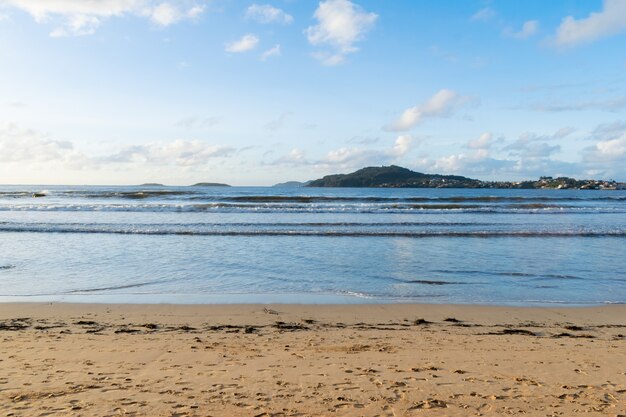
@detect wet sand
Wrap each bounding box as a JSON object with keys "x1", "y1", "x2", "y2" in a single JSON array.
[{"x1": 0, "y1": 303, "x2": 625, "y2": 416}]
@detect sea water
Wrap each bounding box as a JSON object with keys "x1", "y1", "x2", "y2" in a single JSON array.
[{"x1": 0, "y1": 185, "x2": 625, "y2": 305}]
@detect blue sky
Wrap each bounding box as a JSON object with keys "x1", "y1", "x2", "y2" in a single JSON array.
[{"x1": 1, "y1": 0, "x2": 626, "y2": 185}]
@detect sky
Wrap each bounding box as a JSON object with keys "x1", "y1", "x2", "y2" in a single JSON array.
[{"x1": 1, "y1": 0, "x2": 626, "y2": 185}]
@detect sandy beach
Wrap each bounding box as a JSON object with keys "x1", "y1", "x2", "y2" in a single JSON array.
[{"x1": 0, "y1": 303, "x2": 624, "y2": 416}]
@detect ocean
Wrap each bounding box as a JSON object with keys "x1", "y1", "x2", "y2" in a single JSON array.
[{"x1": 0, "y1": 185, "x2": 625, "y2": 305}]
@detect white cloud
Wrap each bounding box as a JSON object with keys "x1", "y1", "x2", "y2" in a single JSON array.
[
  {"x1": 269, "y1": 148, "x2": 309, "y2": 166},
  {"x1": 504, "y1": 20, "x2": 539, "y2": 40},
  {"x1": 49, "y1": 13, "x2": 103, "y2": 37},
  {"x1": 320, "y1": 147, "x2": 384, "y2": 168},
  {"x1": 225, "y1": 33, "x2": 259, "y2": 53},
  {"x1": 0, "y1": 123, "x2": 235, "y2": 172},
  {"x1": 150, "y1": 3, "x2": 180, "y2": 26},
  {"x1": 502, "y1": 129, "x2": 573, "y2": 159},
  {"x1": 2, "y1": 0, "x2": 206, "y2": 36},
  {"x1": 584, "y1": 121, "x2": 626, "y2": 162},
  {"x1": 467, "y1": 132, "x2": 495, "y2": 149},
  {"x1": 471, "y1": 7, "x2": 496, "y2": 22},
  {"x1": 306, "y1": 0, "x2": 377, "y2": 65},
  {"x1": 506, "y1": 141, "x2": 561, "y2": 159},
  {"x1": 311, "y1": 51, "x2": 345, "y2": 66},
  {"x1": 391, "y1": 135, "x2": 415, "y2": 157},
  {"x1": 260, "y1": 44, "x2": 281, "y2": 60},
  {"x1": 104, "y1": 140, "x2": 235, "y2": 166},
  {"x1": 554, "y1": 0, "x2": 626, "y2": 47},
  {"x1": 583, "y1": 132, "x2": 626, "y2": 175},
  {"x1": 245, "y1": 4, "x2": 292, "y2": 24},
  {"x1": 595, "y1": 135, "x2": 626, "y2": 157},
  {"x1": 186, "y1": 5, "x2": 204, "y2": 18},
  {"x1": 385, "y1": 89, "x2": 473, "y2": 132},
  {"x1": 0, "y1": 124, "x2": 88, "y2": 168},
  {"x1": 581, "y1": 122, "x2": 626, "y2": 178},
  {"x1": 270, "y1": 135, "x2": 420, "y2": 170}
]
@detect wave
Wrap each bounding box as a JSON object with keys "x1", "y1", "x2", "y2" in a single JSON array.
[
  {"x1": 397, "y1": 279, "x2": 469, "y2": 285},
  {"x1": 431, "y1": 269, "x2": 586, "y2": 280},
  {"x1": 0, "y1": 224, "x2": 624, "y2": 237},
  {"x1": 0, "y1": 202, "x2": 624, "y2": 214},
  {"x1": 2, "y1": 191, "x2": 626, "y2": 203}
]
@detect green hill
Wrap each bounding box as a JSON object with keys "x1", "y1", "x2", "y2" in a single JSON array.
[{"x1": 307, "y1": 165, "x2": 481, "y2": 188}]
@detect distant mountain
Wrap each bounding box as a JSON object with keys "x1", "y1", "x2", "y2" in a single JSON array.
[
  {"x1": 191, "y1": 182, "x2": 230, "y2": 187},
  {"x1": 272, "y1": 181, "x2": 311, "y2": 187},
  {"x1": 139, "y1": 183, "x2": 164, "y2": 186},
  {"x1": 307, "y1": 165, "x2": 481, "y2": 188}
]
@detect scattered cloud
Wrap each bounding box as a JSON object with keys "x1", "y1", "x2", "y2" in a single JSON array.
[
  {"x1": 175, "y1": 115, "x2": 221, "y2": 129},
  {"x1": 225, "y1": 33, "x2": 259, "y2": 53},
  {"x1": 589, "y1": 120, "x2": 626, "y2": 141},
  {"x1": 553, "y1": 0, "x2": 626, "y2": 47},
  {"x1": 346, "y1": 136, "x2": 379, "y2": 145},
  {"x1": 429, "y1": 45, "x2": 458, "y2": 63},
  {"x1": 269, "y1": 148, "x2": 309, "y2": 166},
  {"x1": 587, "y1": 134, "x2": 626, "y2": 160},
  {"x1": 553, "y1": 126, "x2": 577, "y2": 139},
  {"x1": 467, "y1": 132, "x2": 497, "y2": 150},
  {"x1": 0, "y1": 123, "x2": 234, "y2": 172},
  {"x1": 506, "y1": 140, "x2": 561, "y2": 159},
  {"x1": 530, "y1": 96, "x2": 626, "y2": 112},
  {"x1": 391, "y1": 135, "x2": 417, "y2": 157},
  {"x1": 103, "y1": 140, "x2": 235, "y2": 166},
  {"x1": 264, "y1": 113, "x2": 291, "y2": 131},
  {"x1": 319, "y1": 147, "x2": 387, "y2": 169},
  {"x1": 0, "y1": 123, "x2": 87, "y2": 168},
  {"x1": 408, "y1": 126, "x2": 593, "y2": 180},
  {"x1": 583, "y1": 133, "x2": 626, "y2": 174},
  {"x1": 501, "y1": 128, "x2": 576, "y2": 159},
  {"x1": 305, "y1": 0, "x2": 377, "y2": 65},
  {"x1": 245, "y1": 4, "x2": 293, "y2": 24},
  {"x1": 471, "y1": 7, "x2": 496, "y2": 22},
  {"x1": 269, "y1": 135, "x2": 420, "y2": 170},
  {"x1": 2, "y1": 0, "x2": 207, "y2": 37},
  {"x1": 503, "y1": 20, "x2": 539, "y2": 39},
  {"x1": 580, "y1": 121, "x2": 626, "y2": 178},
  {"x1": 310, "y1": 51, "x2": 346, "y2": 66},
  {"x1": 385, "y1": 89, "x2": 474, "y2": 132},
  {"x1": 260, "y1": 44, "x2": 281, "y2": 60}
]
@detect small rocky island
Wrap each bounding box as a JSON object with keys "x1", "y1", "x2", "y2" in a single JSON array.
[
  {"x1": 191, "y1": 182, "x2": 231, "y2": 187},
  {"x1": 307, "y1": 165, "x2": 624, "y2": 189}
]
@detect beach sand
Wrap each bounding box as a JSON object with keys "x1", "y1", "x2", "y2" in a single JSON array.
[{"x1": 0, "y1": 303, "x2": 624, "y2": 416}]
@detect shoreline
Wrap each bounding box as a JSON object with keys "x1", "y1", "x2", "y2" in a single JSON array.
[
  {"x1": 1, "y1": 294, "x2": 622, "y2": 307},
  {"x1": 1, "y1": 303, "x2": 625, "y2": 416}
]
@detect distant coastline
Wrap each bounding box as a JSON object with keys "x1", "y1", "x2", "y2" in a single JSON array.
[{"x1": 307, "y1": 165, "x2": 626, "y2": 190}]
